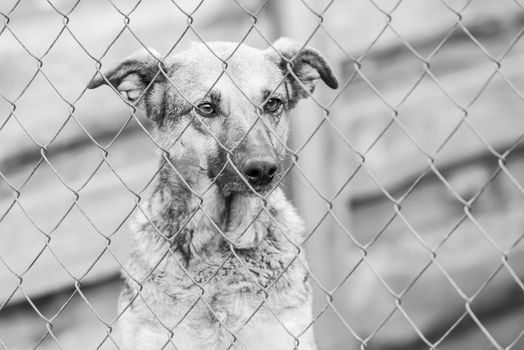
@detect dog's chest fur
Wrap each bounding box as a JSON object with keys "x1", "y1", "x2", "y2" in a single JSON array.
[{"x1": 117, "y1": 184, "x2": 315, "y2": 349}]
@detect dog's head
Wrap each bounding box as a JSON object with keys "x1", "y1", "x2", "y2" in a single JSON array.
[{"x1": 88, "y1": 38, "x2": 338, "y2": 195}]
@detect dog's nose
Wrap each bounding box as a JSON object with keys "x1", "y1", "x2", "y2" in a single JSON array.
[{"x1": 242, "y1": 157, "x2": 278, "y2": 186}]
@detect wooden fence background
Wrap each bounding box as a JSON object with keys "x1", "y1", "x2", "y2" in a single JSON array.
[{"x1": 1, "y1": 1, "x2": 523, "y2": 349}]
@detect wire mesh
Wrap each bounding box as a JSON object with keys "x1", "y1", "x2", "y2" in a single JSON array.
[{"x1": 0, "y1": 0, "x2": 524, "y2": 349}]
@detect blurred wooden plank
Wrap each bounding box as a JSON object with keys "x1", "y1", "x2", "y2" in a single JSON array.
[
  {"x1": 322, "y1": 0, "x2": 524, "y2": 57},
  {"x1": 433, "y1": 302, "x2": 524, "y2": 350},
  {"x1": 338, "y1": 200, "x2": 524, "y2": 349},
  {"x1": 334, "y1": 42, "x2": 524, "y2": 200},
  {"x1": 0, "y1": 131, "x2": 157, "y2": 305},
  {"x1": 339, "y1": 149, "x2": 524, "y2": 348},
  {"x1": 0, "y1": 277, "x2": 122, "y2": 350}
]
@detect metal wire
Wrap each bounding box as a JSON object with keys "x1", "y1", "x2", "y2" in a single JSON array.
[{"x1": 0, "y1": 0, "x2": 523, "y2": 349}]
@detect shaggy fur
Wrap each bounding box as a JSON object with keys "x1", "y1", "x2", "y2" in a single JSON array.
[{"x1": 88, "y1": 38, "x2": 338, "y2": 350}]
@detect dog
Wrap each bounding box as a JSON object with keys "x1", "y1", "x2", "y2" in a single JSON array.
[{"x1": 88, "y1": 37, "x2": 338, "y2": 350}]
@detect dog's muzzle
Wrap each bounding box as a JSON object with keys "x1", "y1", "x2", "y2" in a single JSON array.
[{"x1": 208, "y1": 145, "x2": 281, "y2": 194}]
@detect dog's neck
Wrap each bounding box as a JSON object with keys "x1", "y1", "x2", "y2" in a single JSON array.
[{"x1": 133, "y1": 159, "x2": 273, "y2": 265}]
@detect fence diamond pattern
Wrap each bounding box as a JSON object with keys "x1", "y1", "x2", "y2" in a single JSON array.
[{"x1": 0, "y1": 0, "x2": 523, "y2": 349}]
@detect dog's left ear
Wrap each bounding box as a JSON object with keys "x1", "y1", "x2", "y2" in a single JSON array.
[
  {"x1": 87, "y1": 48, "x2": 167, "y2": 122},
  {"x1": 267, "y1": 37, "x2": 338, "y2": 106}
]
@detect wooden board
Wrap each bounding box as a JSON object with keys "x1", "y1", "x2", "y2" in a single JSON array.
[
  {"x1": 329, "y1": 30, "x2": 524, "y2": 200},
  {"x1": 0, "y1": 131, "x2": 157, "y2": 305}
]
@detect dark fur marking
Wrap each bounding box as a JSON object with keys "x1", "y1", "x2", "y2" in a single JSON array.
[
  {"x1": 171, "y1": 227, "x2": 194, "y2": 265},
  {"x1": 207, "y1": 90, "x2": 222, "y2": 111},
  {"x1": 277, "y1": 60, "x2": 303, "y2": 109},
  {"x1": 120, "y1": 279, "x2": 137, "y2": 311},
  {"x1": 190, "y1": 114, "x2": 208, "y2": 135},
  {"x1": 207, "y1": 143, "x2": 234, "y2": 191},
  {"x1": 145, "y1": 163, "x2": 199, "y2": 265},
  {"x1": 145, "y1": 78, "x2": 167, "y2": 124}
]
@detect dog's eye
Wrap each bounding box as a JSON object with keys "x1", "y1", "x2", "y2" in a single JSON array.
[
  {"x1": 264, "y1": 98, "x2": 282, "y2": 114},
  {"x1": 196, "y1": 103, "x2": 216, "y2": 116}
]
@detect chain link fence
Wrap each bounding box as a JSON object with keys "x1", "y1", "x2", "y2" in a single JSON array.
[{"x1": 1, "y1": 0, "x2": 524, "y2": 349}]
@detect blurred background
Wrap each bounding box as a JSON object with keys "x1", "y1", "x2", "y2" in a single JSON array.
[{"x1": 1, "y1": 0, "x2": 524, "y2": 349}]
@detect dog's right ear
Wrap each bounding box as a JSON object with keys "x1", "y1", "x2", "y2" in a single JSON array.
[{"x1": 87, "y1": 49, "x2": 167, "y2": 122}]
